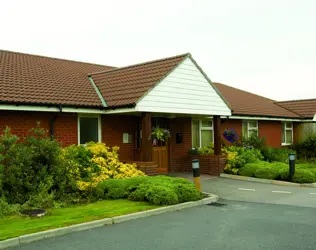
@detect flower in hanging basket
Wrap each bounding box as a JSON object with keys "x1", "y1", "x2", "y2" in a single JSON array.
[
  {"x1": 223, "y1": 128, "x2": 238, "y2": 143},
  {"x1": 149, "y1": 126, "x2": 171, "y2": 142}
]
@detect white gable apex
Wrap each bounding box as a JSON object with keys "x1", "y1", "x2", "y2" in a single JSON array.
[{"x1": 135, "y1": 57, "x2": 231, "y2": 116}]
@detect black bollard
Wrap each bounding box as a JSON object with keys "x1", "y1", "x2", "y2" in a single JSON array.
[{"x1": 289, "y1": 153, "x2": 295, "y2": 182}]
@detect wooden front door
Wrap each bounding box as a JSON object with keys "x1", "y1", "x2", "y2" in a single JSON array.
[
  {"x1": 152, "y1": 146, "x2": 169, "y2": 173},
  {"x1": 151, "y1": 117, "x2": 170, "y2": 173}
]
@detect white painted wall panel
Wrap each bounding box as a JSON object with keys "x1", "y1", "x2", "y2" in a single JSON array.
[{"x1": 136, "y1": 57, "x2": 231, "y2": 116}]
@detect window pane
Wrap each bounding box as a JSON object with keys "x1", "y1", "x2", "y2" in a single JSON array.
[
  {"x1": 249, "y1": 129, "x2": 258, "y2": 137},
  {"x1": 282, "y1": 124, "x2": 286, "y2": 143},
  {"x1": 248, "y1": 121, "x2": 258, "y2": 128},
  {"x1": 201, "y1": 130, "x2": 213, "y2": 147},
  {"x1": 242, "y1": 120, "x2": 248, "y2": 138},
  {"x1": 286, "y1": 130, "x2": 293, "y2": 144},
  {"x1": 286, "y1": 122, "x2": 292, "y2": 129},
  {"x1": 80, "y1": 117, "x2": 98, "y2": 144},
  {"x1": 192, "y1": 120, "x2": 200, "y2": 148},
  {"x1": 201, "y1": 120, "x2": 212, "y2": 128}
]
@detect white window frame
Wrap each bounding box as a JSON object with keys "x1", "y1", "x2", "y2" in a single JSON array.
[
  {"x1": 282, "y1": 122, "x2": 293, "y2": 146},
  {"x1": 78, "y1": 114, "x2": 102, "y2": 145},
  {"x1": 243, "y1": 120, "x2": 258, "y2": 138},
  {"x1": 192, "y1": 119, "x2": 214, "y2": 148}
]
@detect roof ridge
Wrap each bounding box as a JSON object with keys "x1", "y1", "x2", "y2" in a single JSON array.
[
  {"x1": 213, "y1": 82, "x2": 276, "y2": 102},
  {"x1": 88, "y1": 52, "x2": 190, "y2": 76},
  {"x1": 0, "y1": 49, "x2": 114, "y2": 68},
  {"x1": 276, "y1": 98, "x2": 316, "y2": 103}
]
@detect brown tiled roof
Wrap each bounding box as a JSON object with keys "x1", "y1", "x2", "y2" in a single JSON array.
[
  {"x1": 0, "y1": 50, "x2": 114, "y2": 107},
  {"x1": 276, "y1": 99, "x2": 316, "y2": 118},
  {"x1": 90, "y1": 53, "x2": 189, "y2": 107},
  {"x1": 213, "y1": 82, "x2": 301, "y2": 118}
]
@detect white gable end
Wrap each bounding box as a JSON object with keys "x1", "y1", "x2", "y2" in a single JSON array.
[{"x1": 136, "y1": 57, "x2": 231, "y2": 116}]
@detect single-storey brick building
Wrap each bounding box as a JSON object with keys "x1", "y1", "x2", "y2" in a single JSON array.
[{"x1": 0, "y1": 50, "x2": 315, "y2": 174}]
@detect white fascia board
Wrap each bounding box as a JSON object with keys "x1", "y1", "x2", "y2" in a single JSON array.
[
  {"x1": 0, "y1": 104, "x2": 107, "y2": 114},
  {"x1": 313, "y1": 114, "x2": 316, "y2": 121},
  {"x1": 103, "y1": 108, "x2": 137, "y2": 114},
  {"x1": 220, "y1": 115, "x2": 303, "y2": 122}
]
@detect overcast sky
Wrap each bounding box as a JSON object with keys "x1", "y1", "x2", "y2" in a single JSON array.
[{"x1": 1, "y1": 0, "x2": 315, "y2": 101}]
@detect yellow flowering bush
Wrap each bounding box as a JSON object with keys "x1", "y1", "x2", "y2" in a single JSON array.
[{"x1": 76, "y1": 142, "x2": 145, "y2": 191}]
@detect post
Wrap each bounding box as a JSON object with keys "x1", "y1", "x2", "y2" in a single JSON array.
[
  {"x1": 289, "y1": 153, "x2": 295, "y2": 182},
  {"x1": 192, "y1": 159, "x2": 201, "y2": 191},
  {"x1": 141, "y1": 112, "x2": 152, "y2": 162},
  {"x1": 213, "y1": 115, "x2": 221, "y2": 155}
]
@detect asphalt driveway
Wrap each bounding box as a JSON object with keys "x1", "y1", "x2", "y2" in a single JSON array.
[{"x1": 13, "y1": 199, "x2": 316, "y2": 250}]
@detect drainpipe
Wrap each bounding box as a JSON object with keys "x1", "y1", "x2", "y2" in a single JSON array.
[{"x1": 50, "y1": 105, "x2": 63, "y2": 139}]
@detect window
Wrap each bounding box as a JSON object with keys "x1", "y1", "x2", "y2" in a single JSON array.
[
  {"x1": 192, "y1": 119, "x2": 214, "y2": 148},
  {"x1": 282, "y1": 122, "x2": 293, "y2": 145},
  {"x1": 242, "y1": 120, "x2": 258, "y2": 138},
  {"x1": 78, "y1": 115, "x2": 101, "y2": 144}
]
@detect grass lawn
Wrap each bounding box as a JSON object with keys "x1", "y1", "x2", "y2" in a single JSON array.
[{"x1": 0, "y1": 199, "x2": 159, "y2": 241}]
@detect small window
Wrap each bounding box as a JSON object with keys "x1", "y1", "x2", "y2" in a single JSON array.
[
  {"x1": 282, "y1": 122, "x2": 293, "y2": 145},
  {"x1": 242, "y1": 120, "x2": 258, "y2": 138},
  {"x1": 192, "y1": 119, "x2": 214, "y2": 148},
  {"x1": 78, "y1": 116, "x2": 101, "y2": 144}
]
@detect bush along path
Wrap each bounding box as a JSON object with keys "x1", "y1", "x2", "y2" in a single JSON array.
[{"x1": 0, "y1": 124, "x2": 207, "y2": 245}]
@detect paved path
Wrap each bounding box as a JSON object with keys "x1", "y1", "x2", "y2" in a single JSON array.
[
  {"x1": 200, "y1": 177, "x2": 316, "y2": 208},
  {"x1": 13, "y1": 200, "x2": 316, "y2": 250}
]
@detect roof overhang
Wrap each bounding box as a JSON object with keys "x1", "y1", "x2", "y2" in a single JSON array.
[
  {"x1": 313, "y1": 114, "x2": 316, "y2": 121},
  {"x1": 0, "y1": 104, "x2": 107, "y2": 114},
  {"x1": 222, "y1": 115, "x2": 303, "y2": 122}
]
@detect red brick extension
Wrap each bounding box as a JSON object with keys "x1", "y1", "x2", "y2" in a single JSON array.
[{"x1": 0, "y1": 111, "x2": 294, "y2": 176}]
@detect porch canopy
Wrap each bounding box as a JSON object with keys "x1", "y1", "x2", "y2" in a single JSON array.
[{"x1": 90, "y1": 53, "x2": 232, "y2": 161}]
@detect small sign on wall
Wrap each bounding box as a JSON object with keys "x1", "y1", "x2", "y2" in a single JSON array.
[{"x1": 123, "y1": 133, "x2": 132, "y2": 143}]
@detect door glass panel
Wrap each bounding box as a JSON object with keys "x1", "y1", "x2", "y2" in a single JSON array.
[
  {"x1": 242, "y1": 121, "x2": 248, "y2": 138},
  {"x1": 80, "y1": 117, "x2": 98, "y2": 144},
  {"x1": 201, "y1": 130, "x2": 213, "y2": 147}
]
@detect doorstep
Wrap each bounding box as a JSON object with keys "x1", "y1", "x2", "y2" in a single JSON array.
[{"x1": 220, "y1": 173, "x2": 316, "y2": 188}]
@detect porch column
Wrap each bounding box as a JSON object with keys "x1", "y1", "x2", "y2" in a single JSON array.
[
  {"x1": 141, "y1": 112, "x2": 152, "y2": 161},
  {"x1": 213, "y1": 115, "x2": 222, "y2": 155}
]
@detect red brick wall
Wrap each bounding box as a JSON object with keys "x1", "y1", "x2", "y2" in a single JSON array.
[
  {"x1": 0, "y1": 111, "x2": 77, "y2": 146},
  {"x1": 258, "y1": 120, "x2": 282, "y2": 148},
  {"x1": 169, "y1": 117, "x2": 192, "y2": 172},
  {"x1": 101, "y1": 115, "x2": 138, "y2": 161}
]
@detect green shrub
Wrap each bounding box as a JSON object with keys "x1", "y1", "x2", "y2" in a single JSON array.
[
  {"x1": 261, "y1": 147, "x2": 294, "y2": 163},
  {"x1": 224, "y1": 146, "x2": 263, "y2": 169},
  {"x1": 188, "y1": 143, "x2": 214, "y2": 156},
  {"x1": 0, "y1": 197, "x2": 20, "y2": 217},
  {"x1": 173, "y1": 183, "x2": 201, "y2": 203},
  {"x1": 293, "y1": 169, "x2": 315, "y2": 184},
  {"x1": 254, "y1": 167, "x2": 280, "y2": 180},
  {"x1": 294, "y1": 134, "x2": 316, "y2": 159},
  {"x1": 127, "y1": 184, "x2": 148, "y2": 201},
  {"x1": 239, "y1": 161, "x2": 271, "y2": 177},
  {"x1": 97, "y1": 176, "x2": 201, "y2": 205},
  {"x1": 145, "y1": 185, "x2": 178, "y2": 205},
  {"x1": 279, "y1": 168, "x2": 289, "y2": 181},
  {"x1": 241, "y1": 134, "x2": 266, "y2": 149}
]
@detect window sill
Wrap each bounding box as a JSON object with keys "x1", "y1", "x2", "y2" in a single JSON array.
[{"x1": 281, "y1": 143, "x2": 292, "y2": 146}]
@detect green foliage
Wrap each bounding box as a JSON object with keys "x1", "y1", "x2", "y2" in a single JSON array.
[
  {"x1": 224, "y1": 146, "x2": 263, "y2": 169},
  {"x1": 241, "y1": 134, "x2": 266, "y2": 149},
  {"x1": 1, "y1": 124, "x2": 63, "y2": 204},
  {"x1": 261, "y1": 147, "x2": 294, "y2": 163},
  {"x1": 22, "y1": 181, "x2": 55, "y2": 209},
  {"x1": 294, "y1": 134, "x2": 316, "y2": 159},
  {"x1": 254, "y1": 167, "x2": 280, "y2": 180},
  {"x1": 150, "y1": 127, "x2": 171, "y2": 142},
  {"x1": 188, "y1": 143, "x2": 214, "y2": 156},
  {"x1": 145, "y1": 185, "x2": 178, "y2": 205},
  {"x1": 0, "y1": 197, "x2": 20, "y2": 217},
  {"x1": 96, "y1": 176, "x2": 201, "y2": 206},
  {"x1": 293, "y1": 169, "x2": 315, "y2": 183}
]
